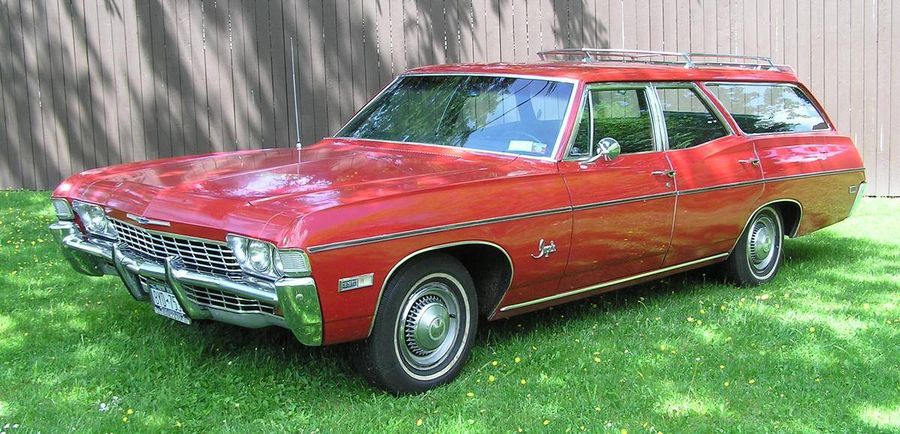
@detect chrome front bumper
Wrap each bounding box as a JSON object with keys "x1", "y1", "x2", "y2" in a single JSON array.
[{"x1": 49, "y1": 221, "x2": 323, "y2": 346}]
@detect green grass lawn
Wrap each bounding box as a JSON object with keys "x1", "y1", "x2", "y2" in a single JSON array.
[{"x1": 0, "y1": 192, "x2": 897, "y2": 433}]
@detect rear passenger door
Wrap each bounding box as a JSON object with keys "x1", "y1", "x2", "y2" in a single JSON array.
[{"x1": 658, "y1": 83, "x2": 765, "y2": 266}]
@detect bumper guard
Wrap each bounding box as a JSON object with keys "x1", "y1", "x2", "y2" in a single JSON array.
[{"x1": 49, "y1": 221, "x2": 323, "y2": 346}]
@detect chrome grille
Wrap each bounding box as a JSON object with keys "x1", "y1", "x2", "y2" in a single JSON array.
[
  {"x1": 182, "y1": 284, "x2": 279, "y2": 316},
  {"x1": 138, "y1": 276, "x2": 279, "y2": 316},
  {"x1": 111, "y1": 219, "x2": 243, "y2": 280}
]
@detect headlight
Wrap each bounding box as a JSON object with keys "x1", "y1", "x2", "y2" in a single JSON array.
[
  {"x1": 72, "y1": 200, "x2": 117, "y2": 239},
  {"x1": 52, "y1": 198, "x2": 74, "y2": 220},
  {"x1": 227, "y1": 235, "x2": 311, "y2": 279}
]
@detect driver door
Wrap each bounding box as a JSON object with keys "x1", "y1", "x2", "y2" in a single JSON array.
[{"x1": 558, "y1": 84, "x2": 676, "y2": 292}]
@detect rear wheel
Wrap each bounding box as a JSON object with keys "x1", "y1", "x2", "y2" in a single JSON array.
[
  {"x1": 723, "y1": 206, "x2": 784, "y2": 285},
  {"x1": 357, "y1": 254, "x2": 477, "y2": 394}
]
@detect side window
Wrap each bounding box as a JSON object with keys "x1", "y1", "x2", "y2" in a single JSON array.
[
  {"x1": 657, "y1": 87, "x2": 728, "y2": 149},
  {"x1": 568, "y1": 87, "x2": 655, "y2": 158},
  {"x1": 706, "y1": 83, "x2": 830, "y2": 134}
]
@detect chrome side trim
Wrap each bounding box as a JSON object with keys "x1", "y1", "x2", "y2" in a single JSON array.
[
  {"x1": 307, "y1": 206, "x2": 571, "y2": 253},
  {"x1": 571, "y1": 191, "x2": 676, "y2": 212},
  {"x1": 499, "y1": 252, "x2": 730, "y2": 312},
  {"x1": 307, "y1": 167, "x2": 864, "y2": 253},
  {"x1": 367, "y1": 240, "x2": 515, "y2": 337}
]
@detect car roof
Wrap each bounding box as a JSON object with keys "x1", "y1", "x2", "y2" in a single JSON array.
[{"x1": 406, "y1": 61, "x2": 800, "y2": 84}]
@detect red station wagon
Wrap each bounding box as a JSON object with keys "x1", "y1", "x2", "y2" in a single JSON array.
[{"x1": 50, "y1": 49, "x2": 866, "y2": 393}]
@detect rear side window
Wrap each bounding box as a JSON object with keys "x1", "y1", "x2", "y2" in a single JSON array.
[
  {"x1": 706, "y1": 83, "x2": 829, "y2": 134},
  {"x1": 656, "y1": 87, "x2": 728, "y2": 149}
]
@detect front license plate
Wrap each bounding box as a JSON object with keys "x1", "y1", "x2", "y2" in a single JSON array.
[{"x1": 149, "y1": 283, "x2": 191, "y2": 325}]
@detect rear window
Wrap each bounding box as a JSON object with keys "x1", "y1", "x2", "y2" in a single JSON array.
[{"x1": 705, "y1": 83, "x2": 830, "y2": 134}]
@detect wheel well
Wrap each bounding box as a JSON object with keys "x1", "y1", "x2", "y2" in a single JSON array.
[
  {"x1": 768, "y1": 201, "x2": 802, "y2": 237},
  {"x1": 386, "y1": 243, "x2": 513, "y2": 317}
]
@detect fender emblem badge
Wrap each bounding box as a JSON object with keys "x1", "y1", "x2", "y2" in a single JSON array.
[
  {"x1": 531, "y1": 239, "x2": 557, "y2": 259},
  {"x1": 338, "y1": 273, "x2": 375, "y2": 292},
  {"x1": 126, "y1": 213, "x2": 171, "y2": 227}
]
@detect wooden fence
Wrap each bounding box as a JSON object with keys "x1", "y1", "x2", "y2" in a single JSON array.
[{"x1": 1, "y1": 0, "x2": 897, "y2": 195}]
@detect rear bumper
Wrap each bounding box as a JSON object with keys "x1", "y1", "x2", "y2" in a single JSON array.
[{"x1": 49, "y1": 221, "x2": 323, "y2": 346}]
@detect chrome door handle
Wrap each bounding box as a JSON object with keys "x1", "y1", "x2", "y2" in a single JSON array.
[
  {"x1": 651, "y1": 169, "x2": 677, "y2": 178},
  {"x1": 738, "y1": 158, "x2": 760, "y2": 166}
]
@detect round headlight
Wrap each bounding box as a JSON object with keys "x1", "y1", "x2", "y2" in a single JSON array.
[{"x1": 247, "y1": 240, "x2": 271, "y2": 272}]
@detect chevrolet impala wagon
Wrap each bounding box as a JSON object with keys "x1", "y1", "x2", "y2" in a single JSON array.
[{"x1": 50, "y1": 49, "x2": 866, "y2": 393}]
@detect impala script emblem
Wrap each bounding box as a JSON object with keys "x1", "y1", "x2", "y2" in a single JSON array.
[
  {"x1": 126, "y1": 213, "x2": 171, "y2": 227},
  {"x1": 531, "y1": 239, "x2": 557, "y2": 259}
]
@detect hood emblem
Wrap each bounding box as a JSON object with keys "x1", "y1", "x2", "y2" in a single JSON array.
[
  {"x1": 127, "y1": 213, "x2": 171, "y2": 227},
  {"x1": 531, "y1": 239, "x2": 557, "y2": 259}
]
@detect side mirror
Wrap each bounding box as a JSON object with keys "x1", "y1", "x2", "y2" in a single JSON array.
[{"x1": 586, "y1": 137, "x2": 621, "y2": 163}]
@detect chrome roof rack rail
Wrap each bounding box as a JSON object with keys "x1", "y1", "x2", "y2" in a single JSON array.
[{"x1": 537, "y1": 48, "x2": 788, "y2": 71}]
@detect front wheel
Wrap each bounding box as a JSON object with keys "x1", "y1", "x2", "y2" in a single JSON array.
[
  {"x1": 358, "y1": 254, "x2": 478, "y2": 394},
  {"x1": 723, "y1": 206, "x2": 784, "y2": 285}
]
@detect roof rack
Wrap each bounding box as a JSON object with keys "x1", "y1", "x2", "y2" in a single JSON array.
[{"x1": 537, "y1": 48, "x2": 791, "y2": 71}]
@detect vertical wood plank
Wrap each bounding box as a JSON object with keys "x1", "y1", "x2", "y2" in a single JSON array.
[
  {"x1": 22, "y1": 0, "x2": 48, "y2": 188},
  {"x1": 0, "y1": 0, "x2": 32, "y2": 188},
  {"x1": 161, "y1": 1, "x2": 184, "y2": 156},
  {"x1": 110, "y1": 0, "x2": 135, "y2": 162},
  {"x1": 862, "y1": 0, "x2": 877, "y2": 191},
  {"x1": 253, "y1": 0, "x2": 275, "y2": 148},
  {"x1": 458, "y1": 0, "x2": 476, "y2": 62},
  {"x1": 268, "y1": 1, "x2": 289, "y2": 147},
  {"x1": 875, "y1": 0, "x2": 890, "y2": 196},
  {"x1": 32, "y1": 0, "x2": 62, "y2": 186},
  {"x1": 891, "y1": 0, "x2": 900, "y2": 195},
  {"x1": 635, "y1": 0, "x2": 650, "y2": 50},
  {"x1": 835, "y1": 0, "x2": 852, "y2": 133}
]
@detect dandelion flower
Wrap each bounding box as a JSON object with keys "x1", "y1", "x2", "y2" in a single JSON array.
[
  {"x1": 466, "y1": 392, "x2": 475, "y2": 397},
  {"x1": 520, "y1": 379, "x2": 527, "y2": 385},
  {"x1": 748, "y1": 379, "x2": 756, "y2": 384},
  {"x1": 593, "y1": 357, "x2": 601, "y2": 363},
  {"x1": 127, "y1": 408, "x2": 134, "y2": 415},
  {"x1": 123, "y1": 416, "x2": 128, "y2": 423},
  {"x1": 488, "y1": 375, "x2": 496, "y2": 383},
  {"x1": 687, "y1": 317, "x2": 695, "y2": 322},
  {"x1": 416, "y1": 419, "x2": 423, "y2": 426},
  {"x1": 491, "y1": 360, "x2": 499, "y2": 367},
  {"x1": 543, "y1": 419, "x2": 551, "y2": 426},
  {"x1": 515, "y1": 356, "x2": 522, "y2": 363}
]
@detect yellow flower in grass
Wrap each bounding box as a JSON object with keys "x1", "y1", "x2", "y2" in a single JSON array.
[
  {"x1": 748, "y1": 378, "x2": 756, "y2": 384},
  {"x1": 466, "y1": 392, "x2": 475, "y2": 397},
  {"x1": 488, "y1": 375, "x2": 496, "y2": 383},
  {"x1": 515, "y1": 356, "x2": 522, "y2": 363},
  {"x1": 491, "y1": 360, "x2": 499, "y2": 367},
  {"x1": 416, "y1": 419, "x2": 423, "y2": 426},
  {"x1": 520, "y1": 378, "x2": 527, "y2": 385},
  {"x1": 127, "y1": 408, "x2": 134, "y2": 415},
  {"x1": 543, "y1": 419, "x2": 551, "y2": 425}
]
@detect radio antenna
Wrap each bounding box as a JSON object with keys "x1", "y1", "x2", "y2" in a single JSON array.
[{"x1": 290, "y1": 37, "x2": 302, "y2": 149}]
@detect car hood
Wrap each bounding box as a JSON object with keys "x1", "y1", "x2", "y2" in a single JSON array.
[{"x1": 56, "y1": 139, "x2": 517, "y2": 241}]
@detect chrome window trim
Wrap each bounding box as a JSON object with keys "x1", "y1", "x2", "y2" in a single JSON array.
[
  {"x1": 367, "y1": 240, "x2": 514, "y2": 337},
  {"x1": 652, "y1": 82, "x2": 735, "y2": 148},
  {"x1": 499, "y1": 252, "x2": 730, "y2": 312},
  {"x1": 562, "y1": 82, "x2": 664, "y2": 161},
  {"x1": 702, "y1": 81, "x2": 834, "y2": 136},
  {"x1": 333, "y1": 72, "x2": 580, "y2": 163}
]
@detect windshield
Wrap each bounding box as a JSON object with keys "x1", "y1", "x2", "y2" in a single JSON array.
[{"x1": 337, "y1": 75, "x2": 575, "y2": 158}]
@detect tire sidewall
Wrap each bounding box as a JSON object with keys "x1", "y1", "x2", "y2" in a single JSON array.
[
  {"x1": 731, "y1": 206, "x2": 784, "y2": 285},
  {"x1": 364, "y1": 254, "x2": 478, "y2": 394}
]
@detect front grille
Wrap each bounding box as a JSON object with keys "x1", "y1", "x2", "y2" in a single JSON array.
[
  {"x1": 138, "y1": 276, "x2": 279, "y2": 316},
  {"x1": 111, "y1": 219, "x2": 243, "y2": 280},
  {"x1": 182, "y1": 284, "x2": 279, "y2": 316}
]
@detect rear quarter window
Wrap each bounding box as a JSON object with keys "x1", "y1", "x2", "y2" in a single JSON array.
[{"x1": 705, "y1": 83, "x2": 830, "y2": 134}]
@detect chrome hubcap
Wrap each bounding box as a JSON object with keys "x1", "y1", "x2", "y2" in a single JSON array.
[
  {"x1": 398, "y1": 281, "x2": 460, "y2": 370},
  {"x1": 747, "y1": 213, "x2": 779, "y2": 273}
]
